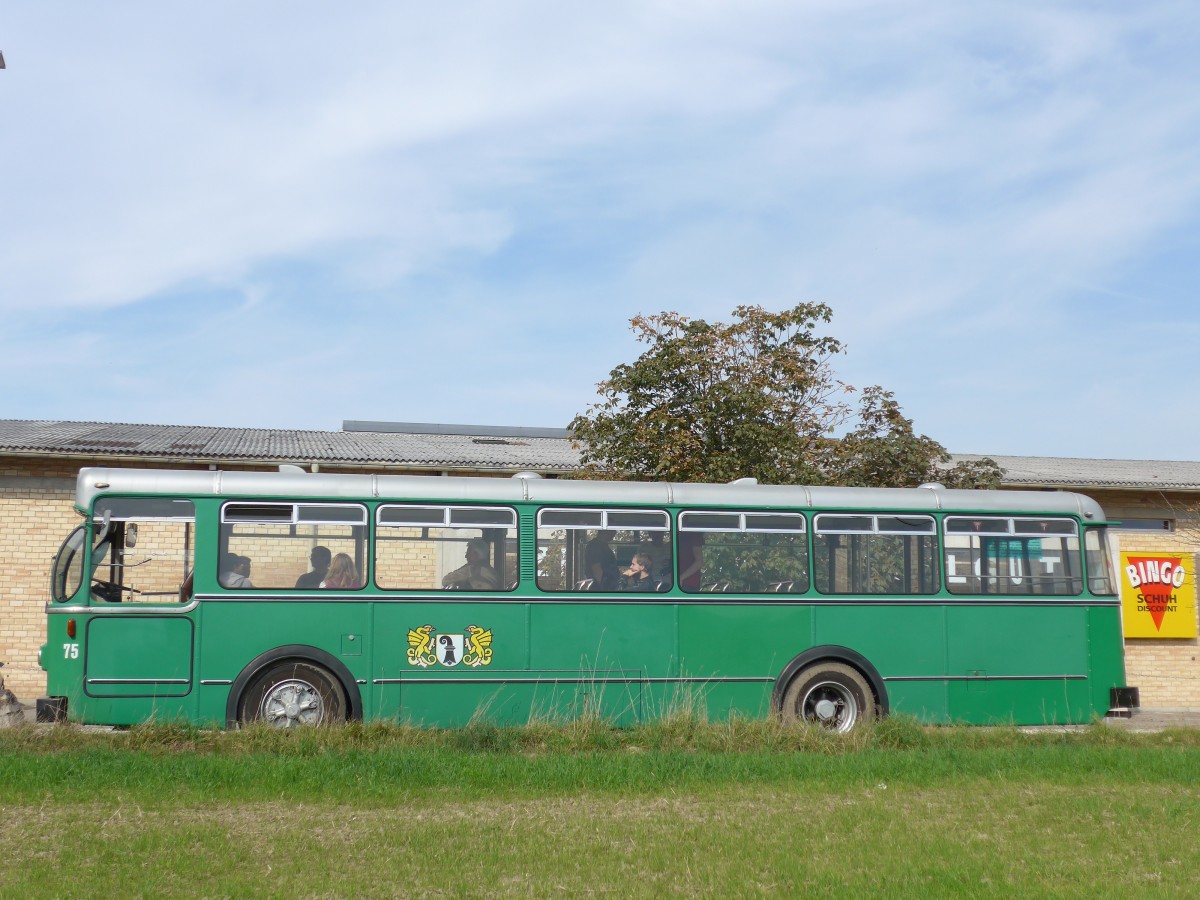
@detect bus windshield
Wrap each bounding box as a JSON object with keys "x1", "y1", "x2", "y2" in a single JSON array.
[{"x1": 49, "y1": 525, "x2": 86, "y2": 603}]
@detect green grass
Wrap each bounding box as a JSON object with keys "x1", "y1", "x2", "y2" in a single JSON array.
[{"x1": 2, "y1": 718, "x2": 1199, "y2": 897}]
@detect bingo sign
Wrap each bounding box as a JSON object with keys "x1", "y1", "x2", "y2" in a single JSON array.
[{"x1": 1119, "y1": 552, "x2": 1197, "y2": 639}]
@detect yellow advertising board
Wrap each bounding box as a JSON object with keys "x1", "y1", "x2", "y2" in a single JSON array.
[{"x1": 1119, "y1": 551, "x2": 1198, "y2": 639}]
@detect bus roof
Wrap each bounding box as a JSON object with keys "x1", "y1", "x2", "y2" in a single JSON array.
[{"x1": 75, "y1": 466, "x2": 1109, "y2": 521}]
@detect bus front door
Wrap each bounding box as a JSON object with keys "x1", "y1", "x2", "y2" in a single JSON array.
[{"x1": 83, "y1": 614, "x2": 194, "y2": 701}]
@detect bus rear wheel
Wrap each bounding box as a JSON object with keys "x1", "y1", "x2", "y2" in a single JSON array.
[
  {"x1": 237, "y1": 661, "x2": 346, "y2": 728},
  {"x1": 781, "y1": 662, "x2": 875, "y2": 733}
]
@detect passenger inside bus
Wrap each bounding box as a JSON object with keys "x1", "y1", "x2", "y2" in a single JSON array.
[
  {"x1": 296, "y1": 545, "x2": 331, "y2": 589},
  {"x1": 639, "y1": 532, "x2": 673, "y2": 582},
  {"x1": 622, "y1": 552, "x2": 657, "y2": 591},
  {"x1": 321, "y1": 553, "x2": 361, "y2": 589},
  {"x1": 442, "y1": 538, "x2": 499, "y2": 590},
  {"x1": 585, "y1": 530, "x2": 621, "y2": 591},
  {"x1": 678, "y1": 532, "x2": 703, "y2": 591},
  {"x1": 220, "y1": 553, "x2": 254, "y2": 589}
]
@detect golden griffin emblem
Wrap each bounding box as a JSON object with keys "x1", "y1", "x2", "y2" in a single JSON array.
[
  {"x1": 407, "y1": 624, "x2": 493, "y2": 667},
  {"x1": 463, "y1": 625, "x2": 493, "y2": 668},
  {"x1": 406, "y1": 624, "x2": 436, "y2": 668}
]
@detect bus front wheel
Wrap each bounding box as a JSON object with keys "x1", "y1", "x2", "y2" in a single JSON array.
[
  {"x1": 781, "y1": 662, "x2": 875, "y2": 733},
  {"x1": 237, "y1": 661, "x2": 346, "y2": 728}
]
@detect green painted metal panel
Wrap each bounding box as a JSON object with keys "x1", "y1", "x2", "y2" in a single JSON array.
[
  {"x1": 84, "y1": 616, "x2": 193, "y2": 698},
  {"x1": 678, "y1": 603, "x2": 813, "y2": 680},
  {"x1": 529, "y1": 602, "x2": 675, "y2": 676},
  {"x1": 946, "y1": 605, "x2": 1088, "y2": 677},
  {"x1": 946, "y1": 678, "x2": 1092, "y2": 725},
  {"x1": 883, "y1": 680, "x2": 949, "y2": 722},
  {"x1": 813, "y1": 604, "x2": 948, "y2": 675},
  {"x1": 372, "y1": 601, "x2": 528, "y2": 723},
  {"x1": 197, "y1": 600, "x2": 368, "y2": 687}
]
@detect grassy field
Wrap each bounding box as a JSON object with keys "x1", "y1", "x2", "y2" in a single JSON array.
[{"x1": 2, "y1": 718, "x2": 1198, "y2": 897}]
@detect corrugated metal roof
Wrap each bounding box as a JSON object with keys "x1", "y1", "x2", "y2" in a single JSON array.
[
  {"x1": 0, "y1": 419, "x2": 583, "y2": 473},
  {"x1": 3, "y1": 420, "x2": 1198, "y2": 490},
  {"x1": 952, "y1": 454, "x2": 1200, "y2": 490}
]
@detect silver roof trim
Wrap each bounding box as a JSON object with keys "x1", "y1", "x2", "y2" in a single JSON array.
[{"x1": 75, "y1": 467, "x2": 1108, "y2": 520}]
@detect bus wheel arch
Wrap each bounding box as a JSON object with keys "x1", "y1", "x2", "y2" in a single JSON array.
[
  {"x1": 226, "y1": 645, "x2": 363, "y2": 728},
  {"x1": 773, "y1": 646, "x2": 889, "y2": 730}
]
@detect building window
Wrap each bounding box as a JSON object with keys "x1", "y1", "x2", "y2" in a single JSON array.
[{"x1": 1111, "y1": 518, "x2": 1174, "y2": 532}]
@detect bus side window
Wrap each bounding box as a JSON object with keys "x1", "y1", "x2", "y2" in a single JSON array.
[
  {"x1": 376, "y1": 505, "x2": 518, "y2": 592},
  {"x1": 678, "y1": 511, "x2": 807, "y2": 595},
  {"x1": 220, "y1": 502, "x2": 368, "y2": 591},
  {"x1": 814, "y1": 514, "x2": 937, "y2": 595},
  {"x1": 536, "y1": 508, "x2": 670, "y2": 593},
  {"x1": 944, "y1": 517, "x2": 1082, "y2": 596}
]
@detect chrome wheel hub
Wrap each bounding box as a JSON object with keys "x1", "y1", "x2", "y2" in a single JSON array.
[
  {"x1": 261, "y1": 679, "x2": 323, "y2": 728},
  {"x1": 802, "y1": 680, "x2": 858, "y2": 733}
]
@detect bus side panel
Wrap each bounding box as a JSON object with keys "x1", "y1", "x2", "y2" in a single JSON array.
[
  {"x1": 84, "y1": 615, "x2": 194, "y2": 698},
  {"x1": 527, "y1": 601, "x2": 676, "y2": 725},
  {"x1": 945, "y1": 604, "x2": 1091, "y2": 724},
  {"x1": 44, "y1": 611, "x2": 88, "y2": 722},
  {"x1": 199, "y1": 599, "x2": 369, "y2": 718},
  {"x1": 678, "y1": 602, "x2": 813, "y2": 721},
  {"x1": 374, "y1": 600, "x2": 529, "y2": 727},
  {"x1": 1087, "y1": 604, "x2": 1128, "y2": 713},
  {"x1": 813, "y1": 604, "x2": 949, "y2": 722},
  {"x1": 60, "y1": 614, "x2": 198, "y2": 726}
]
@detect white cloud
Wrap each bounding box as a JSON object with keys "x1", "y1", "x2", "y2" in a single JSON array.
[{"x1": 2, "y1": 1, "x2": 1199, "y2": 455}]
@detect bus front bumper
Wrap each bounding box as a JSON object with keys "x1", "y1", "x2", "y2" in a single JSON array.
[
  {"x1": 36, "y1": 696, "x2": 68, "y2": 723},
  {"x1": 1107, "y1": 686, "x2": 1140, "y2": 718}
]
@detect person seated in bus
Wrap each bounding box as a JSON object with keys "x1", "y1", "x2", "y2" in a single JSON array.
[
  {"x1": 677, "y1": 531, "x2": 704, "y2": 592},
  {"x1": 295, "y1": 545, "x2": 331, "y2": 589},
  {"x1": 585, "y1": 529, "x2": 621, "y2": 591},
  {"x1": 622, "y1": 552, "x2": 656, "y2": 591},
  {"x1": 320, "y1": 553, "x2": 361, "y2": 589},
  {"x1": 220, "y1": 553, "x2": 254, "y2": 589},
  {"x1": 441, "y1": 538, "x2": 500, "y2": 590},
  {"x1": 639, "y1": 532, "x2": 673, "y2": 581}
]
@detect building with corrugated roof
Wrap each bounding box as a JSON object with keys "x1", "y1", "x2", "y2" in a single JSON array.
[{"x1": 1, "y1": 418, "x2": 1196, "y2": 710}]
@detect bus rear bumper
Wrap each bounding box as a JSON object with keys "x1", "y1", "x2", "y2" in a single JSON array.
[
  {"x1": 1107, "y1": 686, "x2": 1140, "y2": 718},
  {"x1": 36, "y1": 696, "x2": 68, "y2": 723}
]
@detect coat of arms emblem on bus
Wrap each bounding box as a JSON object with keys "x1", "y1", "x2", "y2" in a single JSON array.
[{"x1": 407, "y1": 624, "x2": 493, "y2": 668}]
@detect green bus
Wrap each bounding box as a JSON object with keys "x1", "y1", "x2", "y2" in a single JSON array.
[{"x1": 38, "y1": 466, "x2": 1137, "y2": 730}]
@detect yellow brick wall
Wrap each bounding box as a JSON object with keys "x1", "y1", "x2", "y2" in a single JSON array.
[
  {"x1": 0, "y1": 465, "x2": 78, "y2": 701},
  {"x1": 1091, "y1": 490, "x2": 1200, "y2": 708}
]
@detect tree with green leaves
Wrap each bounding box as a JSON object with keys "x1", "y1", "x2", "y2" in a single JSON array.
[{"x1": 568, "y1": 303, "x2": 1001, "y2": 489}]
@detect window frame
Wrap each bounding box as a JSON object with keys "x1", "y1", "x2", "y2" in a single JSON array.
[
  {"x1": 812, "y1": 512, "x2": 940, "y2": 596},
  {"x1": 942, "y1": 514, "x2": 1083, "y2": 597},
  {"x1": 535, "y1": 507, "x2": 670, "y2": 532},
  {"x1": 221, "y1": 501, "x2": 368, "y2": 526},
  {"x1": 219, "y1": 501, "x2": 370, "y2": 592},
  {"x1": 374, "y1": 503, "x2": 519, "y2": 593},
  {"x1": 814, "y1": 513, "x2": 936, "y2": 536},
  {"x1": 678, "y1": 511, "x2": 807, "y2": 535},
  {"x1": 676, "y1": 509, "x2": 809, "y2": 596},
  {"x1": 535, "y1": 507, "x2": 670, "y2": 594}
]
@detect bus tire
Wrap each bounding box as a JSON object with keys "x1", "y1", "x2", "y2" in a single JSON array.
[
  {"x1": 781, "y1": 662, "x2": 875, "y2": 733},
  {"x1": 236, "y1": 661, "x2": 346, "y2": 728}
]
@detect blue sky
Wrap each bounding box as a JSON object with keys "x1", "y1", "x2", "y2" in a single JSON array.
[{"x1": 3, "y1": 2, "x2": 1199, "y2": 459}]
